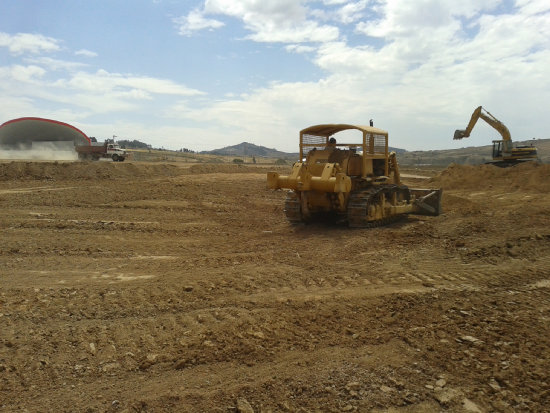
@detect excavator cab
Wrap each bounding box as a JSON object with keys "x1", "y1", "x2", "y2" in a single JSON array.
[{"x1": 492, "y1": 141, "x2": 504, "y2": 160}]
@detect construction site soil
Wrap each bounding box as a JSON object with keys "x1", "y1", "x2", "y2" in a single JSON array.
[{"x1": 1, "y1": 160, "x2": 549, "y2": 412}]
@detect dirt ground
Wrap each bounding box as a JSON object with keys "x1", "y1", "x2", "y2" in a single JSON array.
[{"x1": 1, "y1": 160, "x2": 549, "y2": 413}]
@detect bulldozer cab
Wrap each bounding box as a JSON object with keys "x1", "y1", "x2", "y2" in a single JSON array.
[{"x1": 300, "y1": 124, "x2": 390, "y2": 178}]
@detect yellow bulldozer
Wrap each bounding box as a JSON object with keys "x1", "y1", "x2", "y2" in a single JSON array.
[{"x1": 267, "y1": 124, "x2": 442, "y2": 227}]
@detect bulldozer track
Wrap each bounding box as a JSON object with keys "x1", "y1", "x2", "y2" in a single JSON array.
[
  {"x1": 284, "y1": 191, "x2": 303, "y2": 224},
  {"x1": 347, "y1": 186, "x2": 406, "y2": 228}
]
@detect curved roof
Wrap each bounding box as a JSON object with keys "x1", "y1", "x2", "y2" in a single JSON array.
[
  {"x1": 0, "y1": 117, "x2": 91, "y2": 146},
  {"x1": 300, "y1": 124, "x2": 388, "y2": 137}
]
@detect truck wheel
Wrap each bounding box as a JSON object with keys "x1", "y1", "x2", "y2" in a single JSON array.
[{"x1": 112, "y1": 154, "x2": 119, "y2": 162}]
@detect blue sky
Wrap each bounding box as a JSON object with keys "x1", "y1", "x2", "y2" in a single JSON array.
[{"x1": 1, "y1": 0, "x2": 549, "y2": 152}]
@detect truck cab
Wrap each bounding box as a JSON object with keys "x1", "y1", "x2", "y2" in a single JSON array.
[{"x1": 105, "y1": 142, "x2": 127, "y2": 160}]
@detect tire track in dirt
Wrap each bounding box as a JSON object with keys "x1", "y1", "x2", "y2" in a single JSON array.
[
  {"x1": 5, "y1": 250, "x2": 549, "y2": 299},
  {"x1": 2, "y1": 162, "x2": 550, "y2": 412}
]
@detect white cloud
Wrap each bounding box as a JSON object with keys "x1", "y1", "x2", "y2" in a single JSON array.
[
  {"x1": 75, "y1": 49, "x2": 98, "y2": 58},
  {"x1": 0, "y1": 32, "x2": 61, "y2": 55},
  {"x1": 0, "y1": 95, "x2": 45, "y2": 123},
  {"x1": 174, "y1": 8, "x2": 225, "y2": 36},
  {"x1": 314, "y1": 41, "x2": 394, "y2": 75},
  {"x1": 247, "y1": 20, "x2": 339, "y2": 43},
  {"x1": 516, "y1": 0, "x2": 550, "y2": 15},
  {"x1": 0, "y1": 65, "x2": 46, "y2": 84},
  {"x1": 160, "y1": 0, "x2": 550, "y2": 152},
  {"x1": 335, "y1": 0, "x2": 369, "y2": 24},
  {"x1": 204, "y1": 0, "x2": 308, "y2": 24},
  {"x1": 163, "y1": 76, "x2": 388, "y2": 152},
  {"x1": 177, "y1": 0, "x2": 340, "y2": 43},
  {"x1": 0, "y1": 67, "x2": 137, "y2": 115},
  {"x1": 355, "y1": 0, "x2": 500, "y2": 38},
  {"x1": 285, "y1": 44, "x2": 316, "y2": 54},
  {"x1": 322, "y1": 0, "x2": 349, "y2": 5},
  {"x1": 25, "y1": 57, "x2": 87, "y2": 72},
  {"x1": 0, "y1": 62, "x2": 207, "y2": 127},
  {"x1": 55, "y1": 69, "x2": 205, "y2": 97}
]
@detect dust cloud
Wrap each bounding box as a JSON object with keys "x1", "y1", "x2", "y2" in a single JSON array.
[{"x1": 0, "y1": 141, "x2": 78, "y2": 161}]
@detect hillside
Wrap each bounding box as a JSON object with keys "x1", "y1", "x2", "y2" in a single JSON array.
[
  {"x1": 200, "y1": 139, "x2": 548, "y2": 165},
  {"x1": 116, "y1": 138, "x2": 550, "y2": 166},
  {"x1": 201, "y1": 142, "x2": 296, "y2": 159},
  {"x1": 202, "y1": 141, "x2": 406, "y2": 158}
]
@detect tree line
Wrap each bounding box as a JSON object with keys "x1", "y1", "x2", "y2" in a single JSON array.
[{"x1": 116, "y1": 139, "x2": 195, "y2": 153}]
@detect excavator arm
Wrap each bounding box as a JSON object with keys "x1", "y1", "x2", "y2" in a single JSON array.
[{"x1": 454, "y1": 106, "x2": 512, "y2": 142}]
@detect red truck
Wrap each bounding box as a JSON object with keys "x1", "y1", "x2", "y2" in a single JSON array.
[{"x1": 75, "y1": 140, "x2": 128, "y2": 162}]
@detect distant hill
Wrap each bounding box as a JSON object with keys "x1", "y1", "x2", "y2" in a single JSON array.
[
  {"x1": 202, "y1": 141, "x2": 407, "y2": 159},
  {"x1": 129, "y1": 137, "x2": 549, "y2": 165},
  {"x1": 201, "y1": 142, "x2": 297, "y2": 159}
]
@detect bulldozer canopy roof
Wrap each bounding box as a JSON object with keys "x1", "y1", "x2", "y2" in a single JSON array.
[{"x1": 300, "y1": 124, "x2": 388, "y2": 137}]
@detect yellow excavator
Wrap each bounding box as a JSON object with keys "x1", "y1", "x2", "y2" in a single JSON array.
[{"x1": 454, "y1": 106, "x2": 538, "y2": 166}]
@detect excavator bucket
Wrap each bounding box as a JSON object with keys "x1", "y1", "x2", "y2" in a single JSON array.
[
  {"x1": 454, "y1": 129, "x2": 466, "y2": 140},
  {"x1": 410, "y1": 188, "x2": 443, "y2": 216}
]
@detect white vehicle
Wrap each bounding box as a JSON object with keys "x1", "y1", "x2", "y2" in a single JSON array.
[{"x1": 75, "y1": 139, "x2": 128, "y2": 161}]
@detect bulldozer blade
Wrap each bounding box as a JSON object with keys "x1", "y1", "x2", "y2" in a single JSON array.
[{"x1": 410, "y1": 188, "x2": 443, "y2": 216}]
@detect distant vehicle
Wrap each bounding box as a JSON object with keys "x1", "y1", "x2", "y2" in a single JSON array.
[
  {"x1": 454, "y1": 106, "x2": 538, "y2": 166},
  {"x1": 75, "y1": 139, "x2": 128, "y2": 162}
]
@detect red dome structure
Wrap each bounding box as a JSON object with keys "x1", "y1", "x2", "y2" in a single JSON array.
[{"x1": 0, "y1": 117, "x2": 91, "y2": 147}]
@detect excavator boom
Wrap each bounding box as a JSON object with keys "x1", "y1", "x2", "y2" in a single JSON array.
[
  {"x1": 454, "y1": 106, "x2": 481, "y2": 140},
  {"x1": 454, "y1": 106, "x2": 511, "y2": 142}
]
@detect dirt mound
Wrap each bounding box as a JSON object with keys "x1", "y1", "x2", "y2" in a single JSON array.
[
  {"x1": 187, "y1": 163, "x2": 272, "y2": 174},
  {"x1": 429, "y1": 162, "x2": 550, "y2": 192},
  {"x1": 0, "y1": 161, "x2": 288, "y2": 181},
  {"x1": 0, "y1": 161, "x2": 183, "y2": 181}
]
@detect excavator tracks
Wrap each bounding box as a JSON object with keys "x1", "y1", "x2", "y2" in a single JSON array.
[{"x1": 347, "y1": 185, "x2": 408, "y2": 228}]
